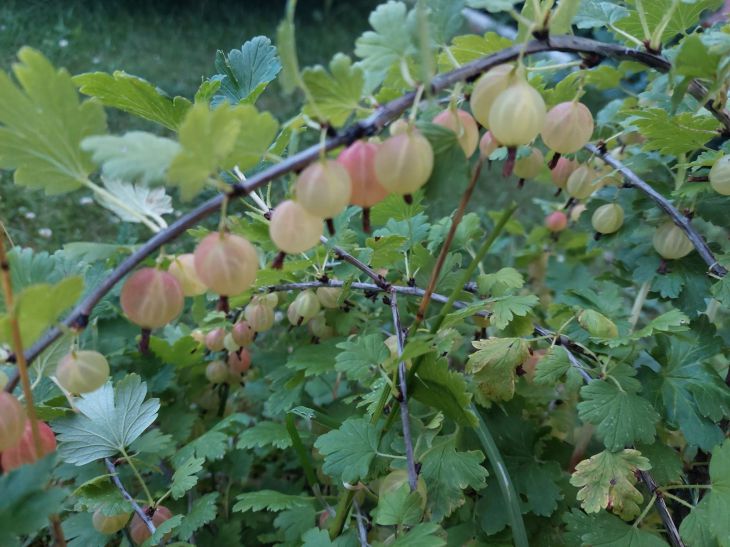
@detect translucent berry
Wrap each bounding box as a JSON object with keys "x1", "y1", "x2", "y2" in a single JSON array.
[
  {"x1": 56, "y1": 350, "x2": 110, "y2": 394},
  {"x1": 93, "y1": 510, "x2": 131, "y2": 534},
  {"x1": 545, "y1": 211, "x2": 568, "y2": 232},
  {"x1": 206, "y1": 360, "x2": 228, "y2": 384},
  {"x1": 205, "y1": 328, "x2": 226, "y2": 352},
  {"x1": 479, "y1": 131, "x2": 500, "y2": 158},
  {"x1": 389, "y1": 119, "x2": 409, "y2": 136},
  {"x1": 316, "y1": 286, "x2": 342, "y2": 309},
  {"x1": 652, "y1": 222, "x2": 693, "y2": 260},
  {"x1": 488, "y1": 77, "x2": 546, "y2": 147},
  {"x1": 709, "y1": 154, "x2": 730, "y2": 195},
  {"x1": 469, "y1": 64, "x2": 515, "y2": 127},
  {"x1": 566, "y1": 165, "x2": 600, "y2": 199},
  {"x1": 129, "y1": 506, "x2": 173, "y2": 545},
  {"x1": 591, "y1": 203, "x2": 624, "y2": 234},
  {"x1": 550, "y1": 157, "x2": 579, "y2": 189},
  {"x1": 541, "y1": 101, "x2": 594, "y2": 154},
  {"x1": 120, "y1": 268, "x2": 184, "y2": 329},
  {"x1": 1, "y1": 420, "x2": 56, "y2": 471},
  {"x1": 168, "y1": 254, "x2": 206, "y2": 296},
  {"x1": 513, "y1": 148, "x2": 544, "y2": 180},
  {"x1": 374, "y1": 130, "x2": 434, "y2": 195},
  {"x1": 269, "y1": 200, "x2": 323, "y2": 254},
  {"x1": 232, "y1": 321, "x2": 255, "y2": 346},
  {"x1": 337, "y1": 141, "x2": 389, "y2": 208},
  {"x1": 309, "y1": 314, "x2": 334, "y2": 339},
  {"x1": 0, "y1": 392, "x2": 26, "y2": 451},
  {"x1": 433, "y1": 108, "x2": 479, "y2": 157},
  {"x1": 228, "y1": 348, "x2": 251, "y2": 374},
  {"x1": 194, "y1": 232, "x2": 259, "y2": 296},
  {"x1": 260, "y1": 293, "x2": 279, "y2": 308},
  {"x1": 223, "y1": 333, "x2": 239, "y2": 352},
  {"x1": 244, "y1": 300, "x2": 275, "y2": 332},
  {"x1": 295, "y1": 159, "x2": 352, "y2": 219},
  {"x1": 288, "y1": 290, "x2": 321, "y2": 325}
]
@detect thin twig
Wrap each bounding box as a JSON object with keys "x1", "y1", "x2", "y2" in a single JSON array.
[
  {"x1": 104, "y1": 458, "x2": 157, "y2": 536},
  {"x1": 321, "y1": 236, "x2": 391, "y2": 290},
  {"x1": 353, "y1": 500, "x2": 370, "y2": 547},
  {"x1": 586, "y1": 143, "x2": 727, "y2": 278},
  {"x1": 389, "y1": 288, "x2": 419, "y2": 492}
]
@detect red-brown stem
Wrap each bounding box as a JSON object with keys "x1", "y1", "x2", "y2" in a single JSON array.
[
  {"x1": 326, "y1": 218, "x2": 336, "y2": 235},
  {"x1": 139, "y1": 328, "x2": 151, "y2": 354},
  {"x1": 403, "y1": 194, "x2": 413, "y2": 204},
  {"x1": 272, "y1": 251, "x2": 286, "y2": 270},
  {"x1": 503, "y1": 147, "x2": 516, "y2": 177},
  {"x1": 362, "y1": 207, "x2": 371, "y2": 233},
  {"x1": 548, "y1": 151, "x2": 561, "y2": 169},
  {"x1": 217, "y1": 295, "x2": 229, "y2": 313}
]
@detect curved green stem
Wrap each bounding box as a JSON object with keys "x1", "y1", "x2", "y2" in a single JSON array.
[
  {"x1": 120, "y1": 446, "x2": 155, "y2": 507},
  {"x1": 472, "y1": 406, "x2": 529, "y2": 547},
  {"x1": 328, "y1": 489, "x2": 355, "y2": 540}
]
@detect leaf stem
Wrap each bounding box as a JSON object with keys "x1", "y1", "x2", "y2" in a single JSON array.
[
  {"x1": 628, "y1": 281, "x2": 651, "y2": 332},
  {"x1": 120, "y1": 446, "x2": 155, "y2": 507},
  {"x1": 328, "y1": 489, "x2": 355, "y2": 540},
  {"x1": 633, "y1": 493, "x2": 657, "y2": 528},
  {"x1": 105, "y1": 458, "x2": 157, "y2": 536}
]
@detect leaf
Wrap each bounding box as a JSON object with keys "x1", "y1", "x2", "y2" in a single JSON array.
[
  {"x1": 177, "y1": 492, "x2": 219, "y2": 540},
  {"x1": 570, "y1": 449, "x2": 651, "y2": 520},
  {"x1": 372, "y1": 484, "x2": 424, "y2": 526},
  {"x1": 574, "y1": 0, "x2": 629, "y2": 29},
  {"x1": 148, "y1": 335, "x2": 203, "y2": 368},
  {"x1": 72, "y1": 475, "x2": 131, "y2": 515},
  {"x1": 680, "y1": 495, "x2": 720, "y2": 547},
  {"x1": 365, "y1": 235, "x2": 408, "y2": 268},
  {"x1": 54, "y1": 374, "x2": 160, "y2": 465},
  {"x1": 0, "y1": 276, "x2": 83, "y2": 347},
  {"x1": 465, "y1": 0, "x2": 521, "y2": 13},
  {"x1": 302, "y1": 53, "x2": 364, "y2": 126},
  {"x1": 286, "y1": 338, "x2": 340, "y2": 377},
  {"x1": 354, "y1": 1, "x2": 418, "y2": 90},
  {"x1": 314, "y1": 417, "x2": 381, "y2": 483},
  {"x1": 565, "y1": 508, "x2": 670, "y2": 547},
  {"x1": 225, "y1": 105, "x2": 279, "y2": 171},
  {"x1": 95, "y1": 178, "x2": 172, "y2": 227},
  {"x1": 578, "y1": 308, "x2": 619, "y2": 338},
  {"x1": 467, "y1": 337, "x2": 529, "y2": 401},
  {"x1": 0, "y1": 455, "x2": 67, "y2": 546},
  {"x1": 81, "y1": 132, "x2": 181, "y2": 185},
  {"x1": 335, "y1": 334, "x2": 390, "y2": 383},
  {"x1": 674, "y1": 33, "x2": 722, "y2": 81},
  {"x1": 534, "y1": 345, "x2": 572, "y2": 385},
  {"x1": 61, "y1": 511, "x2": 108, "y2": 547},
  {"x1": 171, "y1": 456, "x2": 204, "y2": 500},
  {"x1": 710, "y1": 275, "x2": 730, "y2": 307},
  {"x1": 709, "y1": 439, "x2": 730, "y2": 542},
  {"x1": 166, "y1": 102, "x2": 241, "y2": 200},
  {"x1": 383, "y1": 523, "x2": 446, "y2": 547},
  {"x1": 476, "y1": 267, "x2": 524, "y2": 296},
  {"x1": 627, "y1": 109, "x2": 720, "y2": 156},
  {"x1": 236, "y1": 421, "x2": 292, "y2": 450},
  {"x1": 411, "y1": 354, "x2": 477, "y2": 427},
  {"x1": 578, "y1": 376, "x2": 660, "y2": 451},
  {"x1": 146, "y1": 514, "x2": 183, "y2": 546},
  {"x1": 211, "y1": 36, "x2": 281, "y2": 106},
  {"x1": 74, "y1": 70, "x2": 190, "y2": 131},
  {"x1": 488, "y1": 294, "x2": 538, "y2": 330},
  {"x1": 174, "y1": 430, "x2": 229, "y2": 465},
  {"x1": 233, "y1": 490, "x2": 311, "y2": 513},
  {"x1": 420, "y1": 435, "x2": 488, "y2": 521},
  {"x1": 0, "y1": 47, "x2": 106, "y2": 194},
  {"x1": 438, "y1": 32, "x2": 513, "y2": 68},
  {"x1": 626, "y1": 309, "x2": 690, "y2": 341},
  {"x1": 635, "y1": 443, "x2": 683, "y2": 486},
  {"x1": 276, "y1": 0, "x2": 300, "y2": 95},
  {"x1": 275, "y1": 506, "x2": 317, "y2": 543}
]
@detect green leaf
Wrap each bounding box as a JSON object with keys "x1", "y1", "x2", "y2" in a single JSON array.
[
  {"x1": 365, "y1": 235, "x2": 408, "y2": 268},
  {"x1": 236, "y1": 421, "x2": 292, "y2": 450},
  {"x1": 372, "y1": 484, "x2": 424, "y2": 526},
  {"x1": 275, "y1": 506, "x2": 317, "y2": 543},
  {"x1": 302, "y1": 54, "x2": 364, "y2": 126},
  {"x1": 171, "y1": 456, "x2": 204, "y2": 500},
  {"x1": 570, "y1": 449, "x2": 651, "y2": 519},
  {"x1": 534, "y1": 345, "x2": 572, "y2": 385},
  {"x1": 565, "y1": 508, "x2": 669, "y2": 547},
  {"x1": 577, "y1": 308, "x2": 619, "y2": 338},
  {"x1": 467, "y1": 337, "x2": 529, "y2": 401},
  {"x1": 286, "y1": 338, "x2": 340, "y2": 377},
  {"x1": 148, "y1": 335, "x2": 204, "y2": 368},
  {"x1": 680, "y1": 495, "x2": 720, "y2": 547},
  {"x1": 81, "y1": 132, "x2": 180, "y2": 185},
  {"x1": 420, "y1": 435, "x2": 488, "y2": 521},
  {"x1": 174, "y1": 430, "x2": 230, "y2": 465},
  {"x1": 335, "y1": 334, "x2": 390, "y2": 383},
  {"x1": 145, "y1": 514, "x2": 183, "y2": 546},
  {"x1": 225, "y1": 105, "x2": 279, "y2": 171},
  {"x1": 0, "y1": 47, "x2": 106, "y2": 194},
  {"x1": 488, "y1": 294, "x2": 538, "y2": 330},
  {"x1": 0, "y1": 455, "x2": 67, "y2": 546},
  {"x1": 71, "y1": 475, "x2": 131, "y2": 515},
  {"x1": 674, "y1": 33, "x2": 722, "y2": 80},
  {"x1": 628, "y1": 108, "x2": 720, "y2": 156},
  {"x1": 411, "y1": 354, "x2": 477, "y2": 427},
  {"x1": 382, "y1": 523, "x2": 446, "y2": 547},
  {"x1": 476, "y1": 267, "x2": 524, "y2": 296},
  {"x1": 177, "y1": 492, "x2": 219, "y2": 540},
  {"x1": 635, "y1": 443, "x2": 683, "y2": 486},
  {"x1": 578, "y1": 376, "x2": 660, "y2": 451},
  {"x1": 54, "y1": 374, "x2": 160, "y2": 465},
  {"x1": 276, "y1": 0, "x2": 300, "y2": 95},
  {"x1": 61, "y1": 511, "x2": 108, "y2": 547},
  {"x1": 709, "y1": 439, "x2": 730, "y2": 542},
  {"x1": 0, "y1": 276, "x2": 83, "y2": 347},
  {"x1": 302, "y1": 528, "x2": 359, "y2": 547},
  {"x1": 710, "y1": 275, "x2": 730, "y2": 307},
  {"x1": 74, "y1": 70, "x2": 190, "y2": 131},
  {"x1": 211, "y1": 36, "x2": 281, "y2": 106},
  {"x1": 166, "y1": 102, "x2": 241, "y2": 200},
  {"x1": 438, "y1": 32, "x2": 512, "y2": 68},
  {"x1": 314, "y1": 417, "x2": 381, "y2": 483},
  {"x1": 574, "y1": 0, "x2": 629, "y2": 29},
  {"x1": 233, "y1": 490, "x2": 311, "y2": 513}
]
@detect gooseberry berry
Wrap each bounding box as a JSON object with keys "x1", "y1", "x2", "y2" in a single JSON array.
[
  {"x1": 591, "y1": 203, "x2": 624, "y2": 234},
  {"x1": 205, "y1": 360, "x2": 228, "y2": 384},
  {"x1": 513, "y1": 148, "x2": 544, "y2": 181},
  {"x1": 337, "y1": 141, "x2": 389, "y2": 207},
  {"x1": 488, "y1": 77, "x2": 546, "y2": 147},
  {"x1": 269, "y1": 200, "x2": 323, "y2": 255},
  {"x1": 652, "y1": 222, "x2": 694, "y2": 260},
  {"x1": 566, "y1": 165, "x2": 600, "y2": 199},
  {"x1": 0, "y1": 370, "x2": 8, "y2": 390},
  {"x1": 469, "y1": 64, "x2": 515, "y2": 127},
  {"x1": 541, "y1": 101, "x2": 594, "y2": 154},
  {"x1": 92, "y1": 509, "x2": 131, "y2": 534},
  {"x1": 194, "y1": 232, "x2": 259, "y2": 296},
  {"x1": 550, "y1": 157, "x2": 578, "y2": 189},
  {"x1": 309, "y1": 315, "x2": 334, "y2": 339},
  {"x1": 120, "y1": 268, "x2": 184, "y2": 329},
  {"x1": 0, "y1": 392, "x2": 25, "y2": 451},
  {"x1": 374, "y1": 130, "x2": 434, "y2": 196},
  {"x1": 1, "y1": 420, "x2": 56, "y2": 471},
  {"x1": 288, "y1": 290, "x2": 321, "y2": 325},
  {"x1": 432, "y1": 108, "x2": 479, "y2": 157},
  {"x1": 228, "y1": 348, "x2": 251, "y2": 374},
  {"x1": 295, "y1": 159, "x2": 352, "y2": 219},
  {"x1": 260, "y1": 292, "x2": 279, "y2": 308},
  {"x1": 545, "y1": 211, "x2": 568, "y2": 232},
  {"x1": 479, "y1": 131, "x2": 500, "y2": 158},
  {"x1": 205, "y1": 328, "x2": 226, "y2": 352},
  {"x1": 244, "y1": 300, "x2": 275, "y2": 332},
  {"x1": 129, "y1": 506, "x2": 173, "y2": 545},
  {"x1": 168, "y1": 253, "x2": 206, "y2": 297},
  {"x1": 316, "y1": 286, "x2": 342, "y2": 309},
  {"x1": 389, "y1": 118, "x2": 409, "y2": 136},
  {"x1": 231, "y1": 321, "x2": 255, "y2": 346},
  {"x1": 709, "y1": 154, "x2": 730, "y2": 195},
  {"x1": 56, "y1": 350, "x2": 110, "y2": 394}
]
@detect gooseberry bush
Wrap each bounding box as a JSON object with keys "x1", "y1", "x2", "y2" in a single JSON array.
[{"x1": 2, "y1": 1, "x2": 730, "y2": 546}]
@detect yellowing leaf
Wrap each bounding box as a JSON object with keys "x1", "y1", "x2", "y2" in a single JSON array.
[
  {"x1": 302, "y1": 53, "x2": 365, "y2": 126},
  {"x1": 467, "y1": 337, "x2": 529, "y2": 401},
  {"x1": 225, "y1": 105, "x2": 279, "y2": 171},
  {"x1": 0, "y1": 48, "x2": 106, "y2": 194}
]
